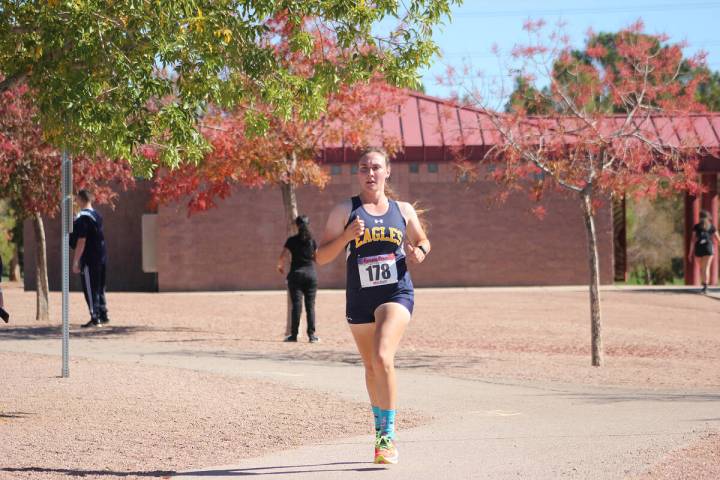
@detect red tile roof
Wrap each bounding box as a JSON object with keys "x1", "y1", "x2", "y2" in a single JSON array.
[{"x1": 323, "y1": 90, "x2": 720, "y2": 170}]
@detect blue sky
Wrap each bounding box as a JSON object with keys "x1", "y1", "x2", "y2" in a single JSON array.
[{"x1": 418, "y1": 1, "x2": 720, "y2": 103}]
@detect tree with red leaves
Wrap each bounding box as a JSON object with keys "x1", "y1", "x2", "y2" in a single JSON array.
[
  {"x1": 0, "y1": 82, "x2": 134, "y2": 321},
  {"x1": 152, "y1": 18, "x2": 405, "y2": 235},
  {"x1": 444, "y1": 20, "x2": 708, "y2": 366}
]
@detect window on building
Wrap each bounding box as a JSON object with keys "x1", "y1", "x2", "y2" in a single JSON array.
[
  {"x1": 427, "y1": 162, "x2": 439, "y2": 173},
  {"x1": 409, "y1": 163, "x2": 419, "y2": 173},
  {"x1": 330, "y1": 165, "x2": 342, "y2": 176},
  {"x1": 351, "y1": 164, "x2": 358, "y2": 174}
]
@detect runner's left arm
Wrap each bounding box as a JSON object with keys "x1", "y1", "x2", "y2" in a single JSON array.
[{"x1": 400, "y1": 202, "x2": 430, "y2": 264}]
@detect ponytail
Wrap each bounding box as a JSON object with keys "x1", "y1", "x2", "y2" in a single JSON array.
[
  {"x1": 700, "y1": 210, "x2": 712, "y2": 230},
  {"x1": 295, "y1": 215, "x2": 314, "y2": 252}
]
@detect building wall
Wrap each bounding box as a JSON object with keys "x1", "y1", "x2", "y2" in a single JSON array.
[
  {"x1": 23, "y1": 181, "x2": 158, "y2": 292},
  {"x1": 156, "y1": 162, "x2": 614, "y2": 291}
]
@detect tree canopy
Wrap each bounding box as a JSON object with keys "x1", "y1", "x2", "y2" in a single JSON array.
[
  {"x1": 0, "y1": 0, "x2": 457, "y2": 174},
  {"x1": 0, "y1": 82, "x2": 134, "y2": 220},
  {"x1": 506, "y1": 24, "x2": 717, "y2": 114},
  {"x1": 151, "y1": 17, "x2": 406, "y2": 237}
]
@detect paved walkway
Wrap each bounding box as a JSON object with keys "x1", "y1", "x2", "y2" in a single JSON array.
[{"x1": 1, "y1": 337, "x2": 718, "y2": 479}]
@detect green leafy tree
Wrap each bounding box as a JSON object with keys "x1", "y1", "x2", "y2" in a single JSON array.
[
  {"x1": 696, "y1": 69, "x2": 720, "y2": 111},
  {"x1": 505, "y1": 76, "x2": 554, "y2": 114},
  {"x1": 0, "y1": 200, "x2": 15, "y2": 279},
  {"x1": 626, "y1": 197, "x2": 684, "y2": 284},
  {"x1": 0, "y1": 1, "x2": 457, "y2": 173}
]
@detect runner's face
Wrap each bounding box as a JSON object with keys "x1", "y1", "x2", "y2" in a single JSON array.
[{"x1": 358, "y1": 153, "x2": 390, "y2": 193}]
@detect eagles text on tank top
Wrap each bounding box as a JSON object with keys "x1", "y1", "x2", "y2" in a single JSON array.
[{"x1": 345, "y1": 196, "x2": 411, "y2": 291}]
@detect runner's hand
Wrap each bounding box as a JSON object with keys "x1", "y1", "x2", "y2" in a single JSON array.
[
  {"x1": 407, "y1": 244, "x2": 426, "y2": 264},
  {"x1": 344, "y1": 216, "x2": 365, "y2": 242}
]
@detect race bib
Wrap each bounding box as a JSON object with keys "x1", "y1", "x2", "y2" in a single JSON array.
[{"x1": 358, "y1": 253, "x2": 398, "y2": 288}]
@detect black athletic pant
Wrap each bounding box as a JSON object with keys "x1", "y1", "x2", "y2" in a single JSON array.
[
  {"x1": 80, "y1": 262, "x2": 108, "y2": 321},
  {"x1": 287, "y1": 270, "x2": 317, "y2": 337}
]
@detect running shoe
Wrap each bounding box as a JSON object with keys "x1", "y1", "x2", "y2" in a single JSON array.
[
  {"x1": 284, "y1": 335, "x2": 298, "y2": 342},
  {"x1": 374, "y1": 434, "x2": 398, "y2": 464},
  {"x1": 308, "y1": 335, "x2": 320, "y2": 343}
]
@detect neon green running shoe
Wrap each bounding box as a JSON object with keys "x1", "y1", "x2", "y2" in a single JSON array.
[{"x1": 374, "y1": 434, "x2": 399, "y2": 464}]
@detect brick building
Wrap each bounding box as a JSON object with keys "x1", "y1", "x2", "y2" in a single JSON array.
[{"x1": 24, "y1": 91, "x2": 720, "y2": 291}]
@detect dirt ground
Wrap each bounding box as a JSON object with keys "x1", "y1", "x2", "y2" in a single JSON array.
[
  {"x1": 4, "y1": 282, "x2": 718, "y2": 389},
  {"x1": 0, "y1": 348, "x2": 426, "y2": 479},
  {"x1": 632, "y1": 432, "x2": 720, "y2": 480},
  {"x1": 1, "y1": 282, "x2": 719, "y2": 479}
]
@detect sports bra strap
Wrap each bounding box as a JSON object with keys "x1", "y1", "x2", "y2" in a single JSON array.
[{"x1": 345, "y1": 196, "x2": 362, "y2": 228}]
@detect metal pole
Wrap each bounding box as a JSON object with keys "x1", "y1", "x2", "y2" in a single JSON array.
[{"x1": 61, "y1": 150, "x2": 72, "y2": 378}]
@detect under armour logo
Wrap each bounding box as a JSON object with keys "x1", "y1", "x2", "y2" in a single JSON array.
[{"x1": 374, "y1": 219, "x2": 384, "y2": 224}]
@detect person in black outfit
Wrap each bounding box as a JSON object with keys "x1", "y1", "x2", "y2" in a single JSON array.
[
  {"x1": 277, "y1": 215, "x2": 319, "y2": 343},
  {"x1": 0, "y1": 255, "x2": 9, "y2": 323},
  {"x1": 70, "y1": 189, "x2": 109, "y2": 327},
  {"x1": 688, "y1": 209, "x2": 720, "y2": 294}
]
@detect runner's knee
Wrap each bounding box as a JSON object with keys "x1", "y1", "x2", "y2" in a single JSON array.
[{"x1": 371, "y1": 349, "x2": 394, "y2": 374}]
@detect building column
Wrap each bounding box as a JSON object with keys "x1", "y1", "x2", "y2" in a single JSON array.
[
  {"x1": 684, "y1": 191, "x2": 701, "y2": 285},
  {"x1": 702, "y1": 173, "x2": 719, "y2": 286},
  {"x1": 612, "y1": 196, "x2": 627, "y2": 282}
]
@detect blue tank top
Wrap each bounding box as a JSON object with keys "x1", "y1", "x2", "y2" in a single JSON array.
[{"x1": 345, "y1": 196, "x2": 412, "y2": 292}]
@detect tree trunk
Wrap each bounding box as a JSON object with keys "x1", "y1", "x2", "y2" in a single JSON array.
[
  {"x1": 280, "y1": 157, "x2": 299, "y2": 236},
  {"x1": 8, "y1": 249, "x2": 21, "y2": 281},
  {"x1": 580, "y1": 192, "x2": 603, "y2": 367},
  {"x1": 32, "y1": 213, "x2": 49, "y2": 322},
  {"x1": 280, "y1": 153, "x2": 299, "y2": 337}
]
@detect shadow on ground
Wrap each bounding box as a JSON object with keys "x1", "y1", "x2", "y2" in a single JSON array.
[
  {"x1": 541, "y1": 391, "x2": 720, "y2": 405},
  {"x1": 614, "y1": 288, "x2": 720, "y2": 301},
  {"x1": 0, "y1": 325, "x2": 203, "y2": 341},
  {"x1": 0, "y1": 467, "x2": 175, "y2": 478},
  {"x1": 150, "y1": 347, "x2": 483, "y2": 372},
  {"x1": 175, "y1": 462, "x2": 384, "y2": 477},
  {"x1": 0, "y1": 412, "x2": 34, "y2": 419}
]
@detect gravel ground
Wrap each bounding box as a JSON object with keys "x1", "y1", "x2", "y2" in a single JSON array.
[
  {"x1": 0, "y1": 351, "x2": 425, "y2": 479},
  {"x1": 1, "y1": 282, "x2": 719, "y2": 479},
  {"x1": 631, "y1": 433, "x2": 720, "y2": 480},
  {"x1": 5, "y1": 283, "x2": 717, "y2": 388}
]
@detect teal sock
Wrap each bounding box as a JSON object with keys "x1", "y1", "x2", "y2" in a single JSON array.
[
  {"x1": 380, "y1": 409, "x2": 396, "y2": 439},
  {"x1": 372, "y1": 405, "x2": 381, "y2": 433}
]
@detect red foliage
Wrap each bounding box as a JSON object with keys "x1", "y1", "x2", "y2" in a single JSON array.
[
  {"x1": 152, "y1": 17, "x2": 406, "y2": 215},
  {"x1": 448, "y1": 21, "x2": 707, "y2": 212},
  {"x1": 0, "y1": 81, "x2": 134, "y2": 219}
]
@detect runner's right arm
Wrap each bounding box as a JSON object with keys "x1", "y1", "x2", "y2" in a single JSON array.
[
  {"x1": 276, "y1": 248, "x2": 289, "y2": 274},
  {"x1": 316, "y1": 200, "x2": 362, "y2": 265}
]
